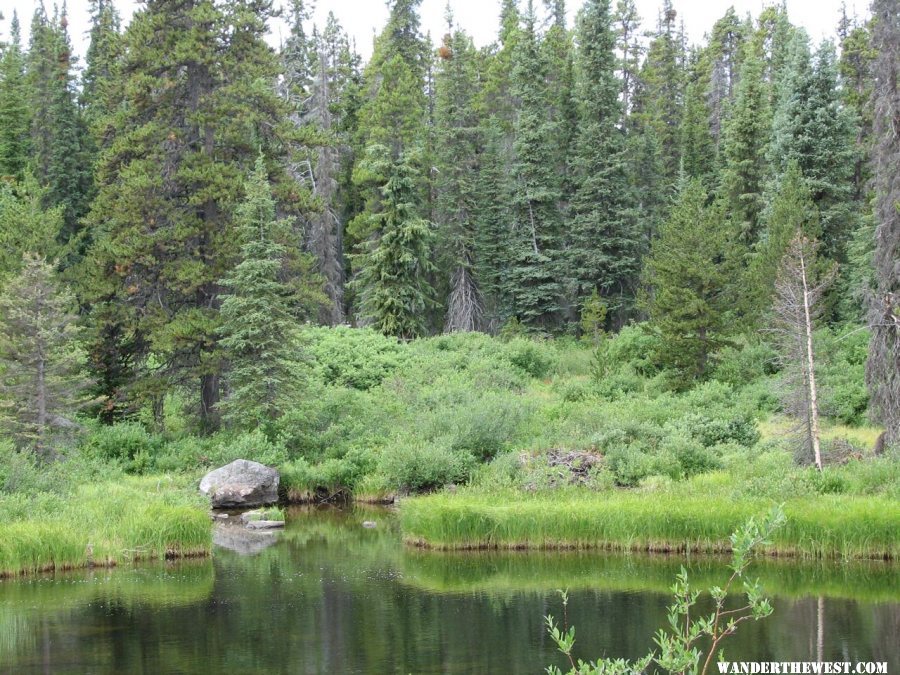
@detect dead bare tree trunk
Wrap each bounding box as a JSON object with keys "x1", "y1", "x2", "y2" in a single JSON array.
[
  {"x1": 770, "y1": 234, "x2": 835, "y2": 470},
  {"x1": 799, "y1": 248, "x2": 824, "y2": 471},
  {"x1": 445, "y1": 261, "x2": 483, "y2": 333}
]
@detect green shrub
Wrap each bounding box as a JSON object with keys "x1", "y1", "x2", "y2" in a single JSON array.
[
  {"x1": 803, "y1": 468, "x2": 848, "y2": 495},
  {"x1": 81, "y1": 422, "x2": 161, "y2": 466},
  {"x1": 605, "y1": 445, "x2": 654, "y2": 486},
  {"x1": 605, "y1": 325, "x2": 660, "y2": 376},
  {"x1": 0, "y1": 441, "x2": 42, "y2": 494},
  {"x1": 660, "y1": 432, "x2": 721, "y2": 478},
  {"x1": 305, "y1": 326, "x2": 404, "y2": 390},
  {"x1": 449, "y1": 394, "x2": 529, "y2": 461},
  {"x1": 668, "y1": 412, "x2": 760, "y2": 448},
  {"x1": 378, "y1": 441, "x2": 476, "y2": 493},
  {"x1": 152, "y1": 436, "x2": 213, "y2": 473},
  {"x1": 712, "y1": 340, "x2": 779, "y2": 386},
  {"x1": 504, "y1": 338, "x2": 556, "y2": 378},
  {"x1": 276, "y1": 385, "x2": 389, "y2": 462}
]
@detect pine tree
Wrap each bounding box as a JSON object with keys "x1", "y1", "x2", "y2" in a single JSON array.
[
  {"x1": 568, "y1": 0, "x2": 640, "y2": 324},
  {"x1": 705, "y1": 8, "x2": 750, "y2": 146},
  {"x1": 642, "y1": 180, "x2": 732, "y2": 386},
  {"x1": 218, "y1": 157, "x2": 302, "y2": 430},
  {"x1": 720, "y1": 45, "x2": 770, "y2": 243},
  {"x1": 81, "y1": 0, "x2": 121, "y2": 128},
  {"x1": 349, "y1": 0, "x2": 430, "y2": 316},
  {"x1": 506, "y1": 0, "x2": 563, "y2": 330},
  {"x1": 679, "y1": 53, "x2": 716, "y2": 186},
  {"x1": 281, "y1": 4, "x2": 349, "y2": 325},
  {"x1": 838, "y1": 15, "x2": 875, "y2": 203},
  {"x1": 613, "y1": 0, "x2": 642, "y2": 119},
  {"x1": 0, "y1": 174, "x2": 63, "y2": 279},
  {"x1": 351, "y1": 149, "x2": 435, "y2": 340},
  {"x1": 83, "y1": 0, "x2": 304, "y2": 431},
  {"x1": 0, "y1": 254, "x2": 88, "y2": 455},
  {"x1": 866, "y1": 0, "x2": 900, "y2": 446},
  {"x1": 769, "y1": 37, "x2": 856, "y2": 264},
  {"x1": 0, "y1": 12, "x2": 31, "y2": 182},
  {"x1": 435, "y1": 17, "x2": 484, "y2": 332},
  {"x1": 26, "y1": 7, "x2": 91, "y2": 247},
  {"x1": 633, "y1": 0, "x2": 685, "y2": 183},
  {"x1": 745, "y1": 161, "x2": 820, "y2": 324},
  {"x1": 541, "y1": 0, "x2": 576, "y2": 203}
]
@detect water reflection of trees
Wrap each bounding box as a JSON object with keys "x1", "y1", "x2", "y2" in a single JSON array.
[{"x1": 1, "y1": 507, "x2": 897, "y2": 672}]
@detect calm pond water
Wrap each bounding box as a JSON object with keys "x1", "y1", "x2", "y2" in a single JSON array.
[{"x1": 2, "y1": 505, "x2": 898, "y2": 674}]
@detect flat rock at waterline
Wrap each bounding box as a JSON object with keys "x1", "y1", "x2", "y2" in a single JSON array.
[
  {"x1": 199, "y1": 459, "x2": 279, "y2": 509},
  {"x1": 245, "y1": 520, "x2": 285, "y2": 530}
]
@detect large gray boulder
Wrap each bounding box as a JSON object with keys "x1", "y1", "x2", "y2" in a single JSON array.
[{"x1": 199, "y1": 459, "x2": 279, "y2": 509}]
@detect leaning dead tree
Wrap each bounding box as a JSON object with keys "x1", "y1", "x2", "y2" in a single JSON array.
[
  {"x1": 770, "y1": 235, "x2": 835, "y2": 471},
  {"x1": 866, "y1": 0, "x2": 900, "y2": 447}
]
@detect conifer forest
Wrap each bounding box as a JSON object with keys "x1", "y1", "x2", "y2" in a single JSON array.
[{"x1": 0, "y1": 0, "x2": 898, "y2": 669}]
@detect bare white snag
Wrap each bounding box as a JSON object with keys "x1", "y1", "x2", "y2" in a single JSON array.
[
  {"x1": 798, "y1": 244, "x2": 823, "y2": 471},
  {"x1": 770, "y1": 234, "x2": 835, "y2": 470}
]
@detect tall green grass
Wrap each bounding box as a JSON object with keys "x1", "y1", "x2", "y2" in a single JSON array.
[
  {"x1": 399, "y1": 490, "x2": 900, "y2": 559},
  {"x1": 0, "y1": 476, "x2": 211, "y2": 578}
]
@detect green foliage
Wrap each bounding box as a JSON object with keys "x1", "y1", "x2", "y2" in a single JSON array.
[
  {"x1": 81, "y1": 421, "x2": 159, "y2": 464},
  {"x1": 304, "y1": 326, "x2": 404, "y2": 390},
  {"x1": 378, "y1": 441, "x2": 476, "y2": 493},
  {"x1": 351, "y1": 151, "x2": 436, "y2": 339},
  {"x1": 0, "y1": 13, "x2": 30, "y2": 182},
  {"x1": 504, "y1": 338, "x2": 557, "y2": 378},
  {"x1": 641, "y1": 181, "x2": 734, "y2": 386},
  {"x1": 0, "y1": 255, "x2": 89, "y2": 453},
  {"x1": 217, "y1": 157, "x2": 306, "y2": 430}
]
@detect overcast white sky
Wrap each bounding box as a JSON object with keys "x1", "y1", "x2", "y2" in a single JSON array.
[{"x1": 2, "y1": 0, "x2": 861, "y2": 64}]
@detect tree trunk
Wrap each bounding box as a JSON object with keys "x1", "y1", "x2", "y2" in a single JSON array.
[
  {"x1": 800, "y1": 250, "x2": 823, "y2": 471},
  {"x1": 200, "y1": 372, "x2": 220, "y2": 434},
  {"x1": 36, "y1": 357, "x2": 47, "y2": 456}
]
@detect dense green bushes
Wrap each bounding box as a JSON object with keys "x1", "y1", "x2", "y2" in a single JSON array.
[{"x1": 6, "y1": 325, "x2": 890, "y2": 506}]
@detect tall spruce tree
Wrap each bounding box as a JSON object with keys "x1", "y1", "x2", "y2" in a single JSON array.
[
  {"x1": 351, "y1": 149, "x2": 434, "y2": 339},
  {"x1": 349, "y1": 0, "x2": 430, "y2": 319},
  {"x1": 84, "y1": 0, "x2": 304, "y2": 431},
  {"x1": 218, "y1": 157, "x2": 302, "y2": 429},
  {"x1": 679, "y1": 52, "x2": 716, "y2": 186},
  {"x1": 506, "y1": 0, "x2": 563, "y2": 330},
  {"x1": 435, "y1": 18, "x2": 484, "y2": 332},
  {"x1": 866, "y1": 0, "x2": 900, "y2": 446},
  {"x1": 0, "y1": 12, "x2": 30, "y2": 182},
  {"x1": 541, "y1": 0, "x2": 576, "y2": 205},
  {"x1": 81, "y1": 0, "x2": 121, "y2": 128},
  {"x1": 0, "y1": 254, "x2": 88, "y2": 455},
  {"x1": 745, "y1": 161, "x2": 820, "y2": 323},
  {"x1": 642, "y1": 180, "x2": 732, "y2": 386},
  {"x1": 769, "y1": 37, "x2": 857, "y2": 264},
  {"x1": 568, "y1": 0, "x2": 640, "y2": 325},
  {"x1": 27, "y1": 6, "x2": 91, "y2": 246},
  {"x1": 720, "y1": 45, "x2": 770, "y2": 243},
  {"x1": 633, "y1": 0, "x2": 685, "y2": 184}
]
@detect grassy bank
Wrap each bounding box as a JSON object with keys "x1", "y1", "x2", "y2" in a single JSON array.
[
  {"x1": 0, "y1": 476, "x2": 211, "y2": 578},
  {"x1": 400, "y1": 490, "x2": 900, "y2": 559}
]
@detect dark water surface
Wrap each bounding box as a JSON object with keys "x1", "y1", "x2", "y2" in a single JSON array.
[{"x1": 2, "y1": 505, "x2": 897, "y2": 674}]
